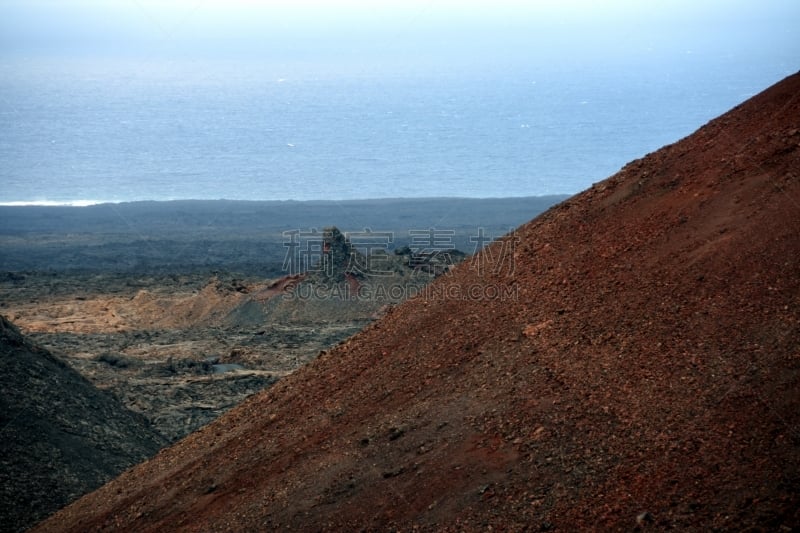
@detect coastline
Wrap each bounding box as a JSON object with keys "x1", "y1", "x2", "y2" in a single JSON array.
[{"x1": 0, "y1": 195, "x2": 567, "y2": 275}]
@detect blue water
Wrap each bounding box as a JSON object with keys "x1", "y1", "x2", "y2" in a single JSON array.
[{"x1": 0, "y1": 56, "x2": 795, "y2": 204}]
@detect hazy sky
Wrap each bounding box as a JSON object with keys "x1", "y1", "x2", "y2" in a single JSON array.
[{"x1": 1, "y1": 0, "x2": 798, "y2": 69}]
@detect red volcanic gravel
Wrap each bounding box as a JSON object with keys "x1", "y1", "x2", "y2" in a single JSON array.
[{"x1": 34, "y1": 72, "x2": 800, "y2": 532}]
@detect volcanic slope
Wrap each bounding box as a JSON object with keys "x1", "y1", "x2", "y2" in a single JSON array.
[
  {"x1": 0, "y1": 316, "x2": 166, "y2": 533},
  {"x1": 35, "y1": 73, "x2": 800, "y2": 532}
]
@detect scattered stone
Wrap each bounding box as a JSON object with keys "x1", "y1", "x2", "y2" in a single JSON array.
[
  {"x1": 382, "y1": 467, "x2": 405, "y2": 479},
  {"x1": 636, "y1": 511, "x2": 654, "y2": 526},
  {"x1": 212, "y1": 363, "x2": 246, "y2": 374},
  {"x1": 523, "y1": 320, "x2": 553, "y2": 338}
]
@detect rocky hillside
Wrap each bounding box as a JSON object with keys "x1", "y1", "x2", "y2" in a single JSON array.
[
  {"x1": 34, "y1": 72, "x2": 800, "y2": 531},
  {"x1": 0, "y1": 315, "x2": 166, "y2": 533}
]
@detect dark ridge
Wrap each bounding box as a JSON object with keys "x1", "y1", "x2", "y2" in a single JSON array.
[{"x1": 0, "y1": 315, "x2": 167, "y2": 533}]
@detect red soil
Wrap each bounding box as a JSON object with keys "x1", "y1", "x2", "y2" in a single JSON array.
[{"x1": 35, "y1": 72, "x2": 800, "y2": 532}]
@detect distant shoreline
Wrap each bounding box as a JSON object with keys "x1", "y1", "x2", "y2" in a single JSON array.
[
  {"x1": 0, "y1": 195, "x2": 568, "y2": 275},
  {"x1": 0, "y1": 195, "x2": 570, "y2": 208}
]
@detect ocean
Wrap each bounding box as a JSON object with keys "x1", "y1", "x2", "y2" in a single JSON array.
[{"x1": 0, "y1": 56, "x2": 795, "y2": 205}]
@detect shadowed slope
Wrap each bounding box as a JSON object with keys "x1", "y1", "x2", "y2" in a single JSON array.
[
  {"x1": 35, "y1": 72, "x2": 800, "y2": 532},
  {"x1": 0, "y1": 316, "x2": 166, "y2": 533}
]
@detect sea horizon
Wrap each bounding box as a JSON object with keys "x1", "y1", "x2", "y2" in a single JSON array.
[
  {"x1": 3, "y1": 55, "x2": 796, "y2": 206},
  {"x1": 0, "y1": 193, "x2": 572, "y2": 208}
]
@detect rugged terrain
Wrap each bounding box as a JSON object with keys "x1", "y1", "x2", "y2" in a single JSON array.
[
  {"x1": 2, "y1": 270, "x2": 350, "y2": 441},
  {"x1": 1, "y1": 229, "x2": 460, "y2": 441},
  {"x1": 31, "y1": 73, "x2": 800, "y2": 530},
  {"x1": 2, "y1": 198, "x2": 561, "y2": 528},
  {"x1": 0, "y1": 315, "x2": 166, "y2": 533}
]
